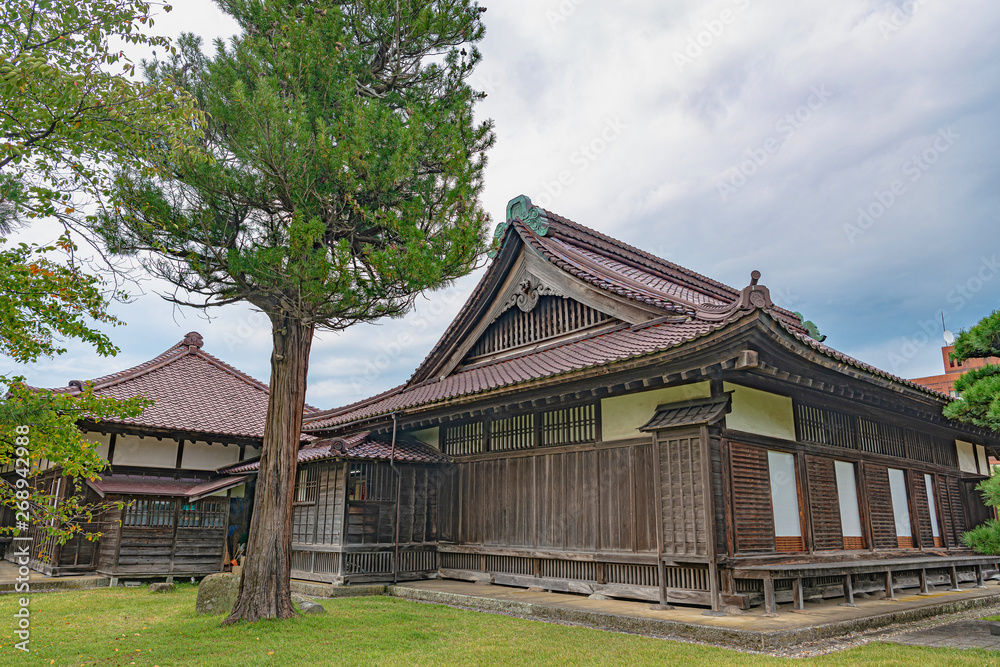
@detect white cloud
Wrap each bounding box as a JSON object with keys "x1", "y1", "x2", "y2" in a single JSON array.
[{"x1": 8, "y1": 0, "x2": 1000, "y2": 405}]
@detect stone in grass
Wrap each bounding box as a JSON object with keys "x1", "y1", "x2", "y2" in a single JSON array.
[
  {"x1": 292, "y1": 593, "x2": 326, "y2": 615},
  {"x1": 149, "y1": 582, "x2": 175, "y2": 593},
  {"x1": 196, "y1": 573, "x2": 240, "y2": 615}
]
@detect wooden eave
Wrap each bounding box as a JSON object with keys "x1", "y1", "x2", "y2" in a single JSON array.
[
  {"x1": 77, "y1": 420, "x2": 268, "y2": 448},
  {"x1": 311, "y1": 311, "x2": 1000, "y2": 453}
]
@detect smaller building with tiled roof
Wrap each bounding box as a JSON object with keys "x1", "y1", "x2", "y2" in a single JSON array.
[{"x1": 8, "y1": 332, "x2": 286, "y2": 580}]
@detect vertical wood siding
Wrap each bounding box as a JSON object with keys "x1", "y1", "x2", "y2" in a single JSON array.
[{"x1": 443, "y1": 445, "x2": 656, "y2": 554}]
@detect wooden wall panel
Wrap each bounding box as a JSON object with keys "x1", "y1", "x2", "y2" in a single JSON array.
[
  {"x1": 729, "y1": 442, "x2": 775, "y2": 554},
  {"x1": 598, "y1": 447, "x2": 634, "y2": 552},
  {"x1": 633, "y1": 445, "x2": 657, "y2": 553},
  {"x1": 805, "y1": 456, "x2": 843, "y2": 551},
  {"x1": 864, "y1": 464, "x2": 897, "y2": 550},
  {"x1": 659, "y1": 432, "x2": 707, "y2": 557},
  {"x1": 447, "y1": 444, "x2": 657, "y2": 555}
]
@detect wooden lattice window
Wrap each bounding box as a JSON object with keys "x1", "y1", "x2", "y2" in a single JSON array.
[
  {"x1": 348, "y1": 462, "x2": 395, "y2": 502},
  {"x1": 295, "y1": 466, "x2": 318, "y2": 504},
  {"x1": 179, "y1": 499, "x2": 227, "y2": 528},
  {"x1": 540, "y1": 403, "x2": 596, "y2": 447},
  {"x1": 796, "y1": 403, "x2": 957, "y2": 466},
  {"x1": 123, "y1": 498, "x2": 175, "y2": 527},
  {"x1": 465, "y1": 296, "x2": 613, "y2": 360},
  {"x1": 796, "y1": 405, "x2": 856, "y2": 449},
  {"x1": 490, "y1": 413, "x2": 535, "y2": 451},
  {"x1": 443, "y1": 421, "x2": 484, "y2": 456}
]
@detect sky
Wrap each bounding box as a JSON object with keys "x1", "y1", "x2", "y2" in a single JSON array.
[{"x1": 9, "y1": 0, "x2": 1000, "y2": 408}]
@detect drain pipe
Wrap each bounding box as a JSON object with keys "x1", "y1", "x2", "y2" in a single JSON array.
[{"x1": 389, "y1": 412, "x2": 402, "y2": 584}]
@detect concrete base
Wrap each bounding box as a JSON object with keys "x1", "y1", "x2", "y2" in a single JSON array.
[
  {"x1": 386, "y1": 579, "x2": 1000, "y2": 651},
  {"x1": 0, "y1": 561, "x2": 107, "y2": 594}
]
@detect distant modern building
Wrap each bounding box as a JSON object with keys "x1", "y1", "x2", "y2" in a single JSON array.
[{"x1": 912, "y1": 345, "x2": 1000, "y2": 398}]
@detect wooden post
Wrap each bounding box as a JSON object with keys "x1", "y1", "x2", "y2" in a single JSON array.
[
  {"x1": 918, "y1": 568, "x2": 933, "y2": 595},
  {"x1": 948, "y1": 565, "x2": 961, "y2": 591},
  {"x1": 839, "y1": 573, "x2": 857, "y2": 607},
  {"x1": 975, "y1": 564, "x2": 987, "y2": 589},
  {"x1": 792, "y1": 577, "x2": 805, "y2": 612},
  {"x1": 763, "y1": 576, "x2": 778, "y2": 616},
  {"x1": 700, "y1": 427, "x2": 724, "y2": 616},
  {"x1": 884, "y1": 570, "x2": 898, "y2": 601},
  {"x1": 649, "y1": 433, "x2": 673, "y2": 611}
]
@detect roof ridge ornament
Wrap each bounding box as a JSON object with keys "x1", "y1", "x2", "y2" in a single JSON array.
[
  {"x1": 181, "y1": 331, "x2": 204, "y2": 349},
  {"x1": 487, "y1": 195, "x2": 550, "y2": 258},
  {"x1": 694, "y1": 270, "x2": 774, "y2": 321}
]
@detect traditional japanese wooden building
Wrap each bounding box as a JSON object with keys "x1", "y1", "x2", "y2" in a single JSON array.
[
  {"x1": 278, "y1": 195, "x2": 999, "y2": 612},
  {"x1": 7, "y1": 332, "x2": 275, "y2": 580}
]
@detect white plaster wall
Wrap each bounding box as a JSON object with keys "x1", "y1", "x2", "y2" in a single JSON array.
[
  {"x1": 243, "y1": 446, "x2": 262, "y2": 460},
  {"x1": 600, "y1": 382, "x2": 711, "y2": 441},
  {"x1": 112, "y1": 433, "x2": 178, "y2": 468},
  {"x1": 409, "y1": 427, "x2": 440, "y2": 449},
  {"x1": 723, "y1": 383, "x2": 796, "y2": 441},
  {"x1": 182, "y1": 440, "x2": 241, "y2": 470},
  {"x1": 82, "y1": 431, "x2": 112, "y2": 461},
  {"x1": 956, "y1": 440, "x2": 978, "y2": 474}
]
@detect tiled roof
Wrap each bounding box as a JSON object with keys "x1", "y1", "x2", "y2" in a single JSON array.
[
  {"x1": 47, "y1": 332, "x2": 315, "y2": 440},
  {"x1": 304, "y1": 317, "x2": 725, "y2": 430},
  {"x1": 302, "y1": 197, "x2": 948, "y2": 432},
  {"x1": 640, "y1": 395, "x2": 733, "y2": 431},
  {"x1": 223, "y1": 432, "x2": 448, "y2": 473}
]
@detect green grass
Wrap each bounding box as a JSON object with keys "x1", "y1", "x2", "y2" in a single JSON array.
[{"x1": 0, "y1": 586, "x2": 997, "y2": 666}]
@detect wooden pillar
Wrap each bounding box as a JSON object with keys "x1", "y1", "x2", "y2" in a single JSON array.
[
  {"x1": 650, "y1": 433, "x2": 673, "y2": 611},
  {"x1": 652, "y1": 559, "x2": 673, "y2": 610},
  {"x1": 763, "y1": 576, "x2": 778, "y2": 616},
  {"x1": 949, "y1": 565, "x2": 961, "y2": 591},
  {"x1": 792, "y1": 577, "x2": 805, "y2": 611},
  {"x1": 884, "y1": 570, "x2": 898, "y2": 601},
  {"x1": 839, "y1": 573, "x2": 857, "y2": 607},
  {"x1": 918, "y1": 568, "x2": 933, "y2": 595},
  {"x1": 975, "y1": 564, "x2": 987, "y2": 589},
  {"x1": 699, "y1": 427, "x2": 724, "y2": 616}
]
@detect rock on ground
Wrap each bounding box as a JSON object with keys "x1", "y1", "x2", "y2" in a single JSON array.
[
  {"x1": 196, "y1": 573, "x2": 240, "y2": 615},
  {"x1": 149, "y1": 582, "x2": 174, "y2": 593},
  {"x1": 292, "y1": 593, "x2": 326, "y2": 615}
]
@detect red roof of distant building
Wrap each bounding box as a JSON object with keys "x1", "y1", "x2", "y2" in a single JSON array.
[{"x1": 45, "y1": 332, "x2": 316, "y2": 441}]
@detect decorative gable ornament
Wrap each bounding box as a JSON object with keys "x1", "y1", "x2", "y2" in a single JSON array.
[
  {"x1": 694, "y1": 270, "x2": 775, "y2": 321},
  {"x1": 498, "y1": 279, "x2": 561, "y2": 315},
  {"x1": 487, "y1": 195, "x2": 550, "y2": 258}
]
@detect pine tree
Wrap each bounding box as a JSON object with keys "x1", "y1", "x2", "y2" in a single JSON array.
[
  {"x1": 97, "y1": 0, "x2": 493, "y2": 622},
  {"x1": 943, "y1": 311, "x2": 1000, "y2": 432}
]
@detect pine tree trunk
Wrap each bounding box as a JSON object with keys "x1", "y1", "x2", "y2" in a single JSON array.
[{"x1": 224, "y1": 314, "x2": 314, "y2": 624}]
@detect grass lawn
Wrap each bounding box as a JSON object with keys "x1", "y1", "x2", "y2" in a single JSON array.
[{"x1": 0, "y1": 586, "x2": 997, "y2": 666}]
